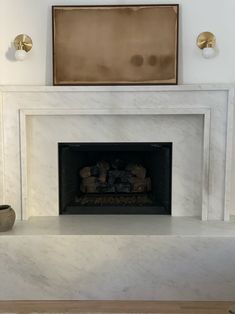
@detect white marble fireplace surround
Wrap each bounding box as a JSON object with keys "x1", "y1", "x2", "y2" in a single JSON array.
[
  {"x1": 0, "y1": 85, "x2": 235, "y2": 302},
  {"x1": 0, "y1": 85, "x2": 234, "y2": 221}
]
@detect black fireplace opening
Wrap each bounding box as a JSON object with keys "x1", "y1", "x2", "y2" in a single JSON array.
[{"x1": 59, "y1": 143, "x2": 172, "y2": 215}]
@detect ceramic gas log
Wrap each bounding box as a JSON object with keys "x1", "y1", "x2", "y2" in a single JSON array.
[{"x1": 80, "y1": 161, "x2": 151, "y2": 194}]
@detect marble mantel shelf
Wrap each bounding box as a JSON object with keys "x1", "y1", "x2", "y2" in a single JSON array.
[{"x1": 0, "y1": 84, "x2": 234, "y2": 92}]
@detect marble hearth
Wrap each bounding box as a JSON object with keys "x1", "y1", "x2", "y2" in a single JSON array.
[
  {"x1": 0, "y1": 85, "x2": 233, "y2": 220},
  {"x1": 1, "y1": 216, "x2": 235, "y2": 301}
]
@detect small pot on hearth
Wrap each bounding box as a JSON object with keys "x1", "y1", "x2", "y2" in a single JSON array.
[{"x1": 0, "y1": 205, "x2": 16, "y2": 232}]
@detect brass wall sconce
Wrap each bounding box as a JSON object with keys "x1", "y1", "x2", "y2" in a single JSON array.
[
  {"x1": 197, "y1": 32, "x2": 216, "y2": 59},
  {"x1": 14, "y1": 34, "x2": 33, "y2": 61}
]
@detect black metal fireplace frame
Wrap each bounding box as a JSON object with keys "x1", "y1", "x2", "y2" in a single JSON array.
[{"x1": 58, "y1": 142, "x2": 172, "y2": 215}]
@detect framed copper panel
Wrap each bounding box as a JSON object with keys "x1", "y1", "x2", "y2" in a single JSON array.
[{"x1": 52, "y1": 5, "x2": 179, "y2": 85}]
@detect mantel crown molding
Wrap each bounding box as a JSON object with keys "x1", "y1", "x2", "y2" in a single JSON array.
[{"x1": 0, "y1": 84, "x2": 234, "y2": 93}]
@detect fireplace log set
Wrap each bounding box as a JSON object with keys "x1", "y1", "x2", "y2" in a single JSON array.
[{"x1": 80, "y1": 160, "x2": 151, "y2": 194}]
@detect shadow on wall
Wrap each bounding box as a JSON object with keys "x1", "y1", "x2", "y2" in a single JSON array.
[
  {"x1": 178, "y1": 3, "x2": 183, "y2": 84},
  {"x1": 5, "y1": 43, "x2": 17, "y2": 63},
  {"x1": 46, "y1": 4, "x2": 53, "y2": 85}
]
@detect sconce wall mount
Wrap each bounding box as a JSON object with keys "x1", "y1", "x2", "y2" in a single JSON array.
[
  {"x1": 197, "y1": 32, "x2": 217, "y2": 59},
  {"x1": 14, "y1": 34, "x2": 33, "y2": 61}
]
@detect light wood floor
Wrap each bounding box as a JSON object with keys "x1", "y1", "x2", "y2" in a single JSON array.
[{"x1": 0, "y1": 301, "x2": 234, "y2": 314}]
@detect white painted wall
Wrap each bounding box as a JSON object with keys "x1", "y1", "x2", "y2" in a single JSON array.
[
  {"x1": 1, "y1": 0, "x2": 235, "y2": 214},
  {"x1": 0, "y1": 0, "x2": 235, "y2": 85}
]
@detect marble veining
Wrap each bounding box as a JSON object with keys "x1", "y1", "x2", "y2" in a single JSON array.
[
  {"x1": 0, "y1": 85, "x2": 233, "y2": 220},
  {"x1": 0, "y1": 234, "x2": 235, "y2": 300},
  {"x1": 0, "y1": 86, "x2": 234, "y2": 301},
  {"x1": 26, "y1": 114, "x2": 203, "y2": 218}
]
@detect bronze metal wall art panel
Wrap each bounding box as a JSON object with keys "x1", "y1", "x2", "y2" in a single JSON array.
[{"x1": 52, "y1": 5, "x2": 179, "y2": 85}]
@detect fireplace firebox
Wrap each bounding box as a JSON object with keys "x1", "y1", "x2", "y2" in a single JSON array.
[{"x1": 59, "y1": 143, "x2": 172, "y2": 215}]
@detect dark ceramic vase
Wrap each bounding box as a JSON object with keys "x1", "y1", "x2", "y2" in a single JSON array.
[{"x1": 0, "y1": 205, "x2": 16, "y2": 232}]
